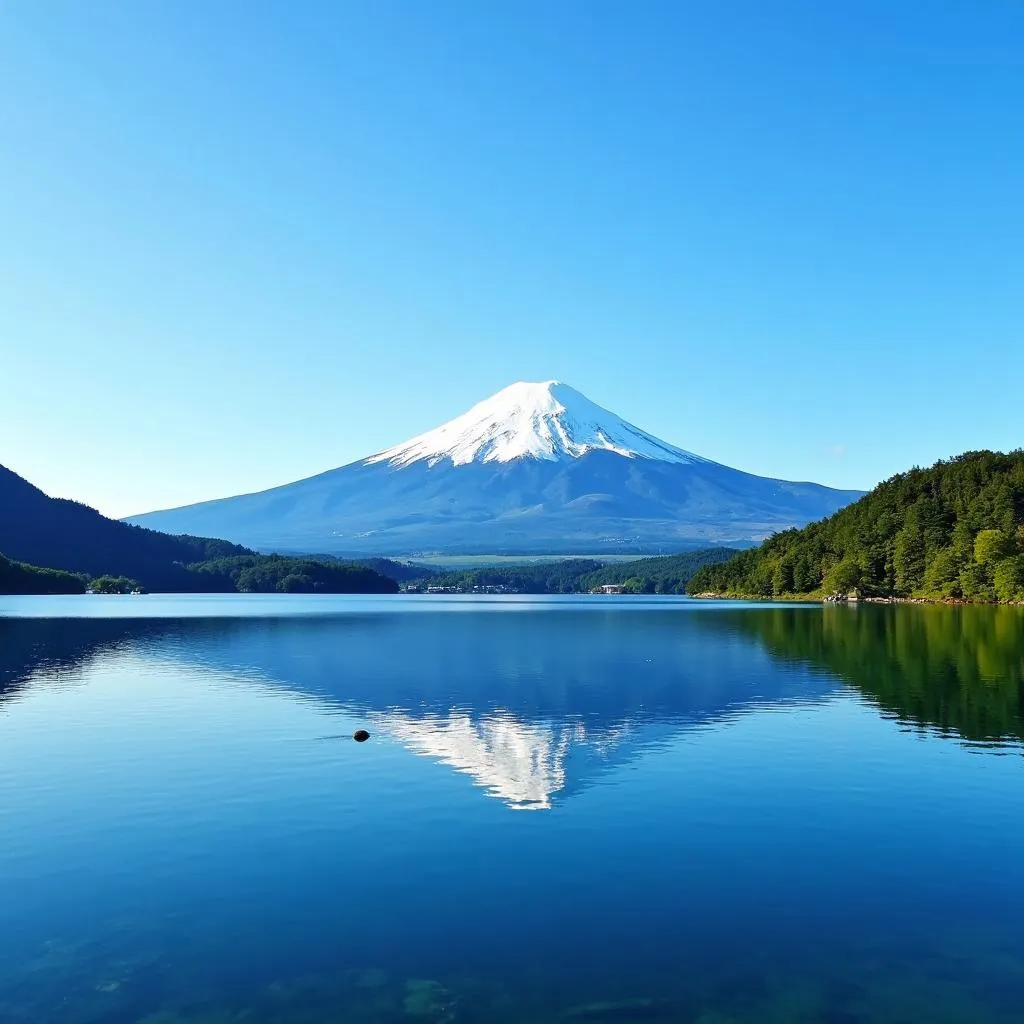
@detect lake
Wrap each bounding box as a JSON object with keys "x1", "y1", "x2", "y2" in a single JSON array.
[{"x1": 0, "y1": 595, "x2": 1022, "y2": 1023}]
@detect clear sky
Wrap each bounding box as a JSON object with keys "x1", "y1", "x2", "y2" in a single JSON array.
[{"x1": 3, "y1": 1, "x2": 1022, "y2": 518}]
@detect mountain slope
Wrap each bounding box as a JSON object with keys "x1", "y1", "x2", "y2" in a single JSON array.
[
  {"x1": 126, "y1": 381, "x2": 865, "y2": 555},
  {"x1": 688, "y1": 450, "x2": 1024, "y2": 601},
  {"x1": 0, "y1": 463, "x2": 401, "y2": 593},
  {"x1": 0, "y1": 462, "x2": 250, "y2": 589}
]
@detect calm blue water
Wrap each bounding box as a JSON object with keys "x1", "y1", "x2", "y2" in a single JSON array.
[{"x1": 0, "y1": 594, "x2": 1022, "y2": 1023}]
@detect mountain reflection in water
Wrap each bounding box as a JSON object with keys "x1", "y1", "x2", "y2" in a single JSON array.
[
  {"x1": 2, "y1": 601, "x2": 1020, "y2": 815},
  {"x1": 1, "y1": 606, "x2": 842, "y2": 809}
]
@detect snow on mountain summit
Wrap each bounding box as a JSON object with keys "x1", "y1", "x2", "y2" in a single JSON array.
[
  {"x1": 366, "y1": 380, "x2": 709, "y2": 469},
  {"x1": 126, "y1": 377, "x2": 865, "y2": 552}
]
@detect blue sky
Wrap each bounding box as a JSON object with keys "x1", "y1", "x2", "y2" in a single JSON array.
[{"x1": 3, "y1": 1, "x2": 1022, "y2": 518}]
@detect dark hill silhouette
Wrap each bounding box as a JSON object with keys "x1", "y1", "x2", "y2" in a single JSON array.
[
  {"x1": 0, "y1": 463, "x2": 250, "y2": 590},
  {"x1": 0, "y1": 464, "x2": 400, "y2": 594}
]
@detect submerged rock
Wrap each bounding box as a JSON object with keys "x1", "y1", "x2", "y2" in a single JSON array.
[
  {"x1": 403, "y1": 978, "x2": 456, "y2": 1020},
  {"x1": 562, "y1": 997, "x2": 673, "y2": 1020},
  {"x1": 137, "y1": 1011, "x2": 242, "y2": 1024},
  {"x1": 344, "y1": 967, "x2": 389, "y2": 989}
]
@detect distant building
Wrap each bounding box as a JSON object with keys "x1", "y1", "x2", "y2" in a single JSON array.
[{"x1": 593, "y1": 584, "x2": 625, "y2": 595}]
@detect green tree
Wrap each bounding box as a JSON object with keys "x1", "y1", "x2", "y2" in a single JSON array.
[
  {"x1": 278, "y1": 573, "x2": 314, "y2": 593},
  {"x1": 772, "y1": 559, "x2": 794, "y2": 596},
  {"x1": 959, "y1": 564, "x2": 995, "y2": 602},
  {"x1": 974, "y1": 529, "x2": 1014, "y2": 566},
  {"x1": 951, "y1": 520, "x2": 975, "y2": 561},
  {"x1": 824, "y1": 557, "x2": 862, "y2": 594},
  {"x1": 235, "y1": 566, "x2": 275, "y2": 593},
  {"x1": 992, "y1": 556, "x2": 1024, "y2": 602},
  {"x1": 893, "y1": 524, "x2": 925, "y2": 594},
  {"x1": 921, "y1": 547, "x2": 963, "y2": 597},
  {"x1": 992, "y1": 484, "x2": 1016, "y2": 535},
  {"x1": 791, "y1": 555, "x2": 817, "y2": 592},
  {"x1": 88, "y1": 575, "x2": 144, "y2": 594}
]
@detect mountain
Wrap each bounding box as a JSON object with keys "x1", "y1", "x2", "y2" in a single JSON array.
[
  {"x1": 126, "y1": 381, "x2": 865, "y2": 555},
  {"x1": 0, "y1": 462, "x2": 251, "y2": 590},
  {"x1": 0, "y1": 463, "x2": 398, "y2": 594},
  {"x1": 368, "y1": 378, "x2": 704, "y2": 467},
  {"x1": 689, "y1": 450, "x2": 1024, "y2": 601}
]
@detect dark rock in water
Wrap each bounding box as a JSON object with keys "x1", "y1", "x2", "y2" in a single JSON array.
[{"x1": 353, "y1": 729, "x2": 370, "y2": 742}]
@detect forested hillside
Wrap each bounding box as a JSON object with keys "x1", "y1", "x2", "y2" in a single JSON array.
[
  {"x1": 689, "y1": 451, "x2": 1024, "y2": 601},
  {"x1": 0, "y1": 464, "x2": 399, "y2": 594},
  {"x1": 423, "y1": 559, "x2": 603, "y2": 593},
  {"x1": 187, "y1": 555, "x2": 398, "y2": 593},
  {"x1": 418, "y1": 548, "x2": 738, "y2": 594},
  {"x1": 0, "y1": 554, "x2": 85, "y2": 595},
  {"x1": 579, "y1": 548, "x2": 739, "y2": 593},
  {"x1": 0, "y1": 463, "x2": 249, "y2": 590}
]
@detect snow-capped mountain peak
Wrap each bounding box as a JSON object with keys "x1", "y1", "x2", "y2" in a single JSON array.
[
  {"x1": 126, "y1": 376, "x2": 865, "y2": 552},
  {"x1": 366, "y1": 380, "x2": 708, "y2": 468}
]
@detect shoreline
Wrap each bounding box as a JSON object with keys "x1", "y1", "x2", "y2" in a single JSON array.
[{"x1": 688, "y1": 592, "x2": 1024, "y2": 607}]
